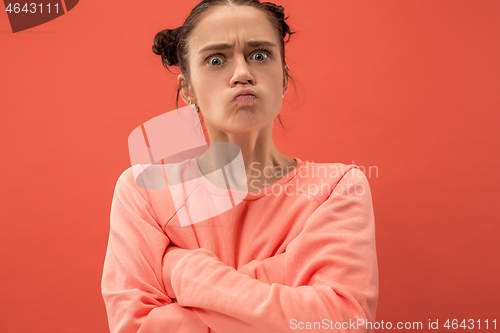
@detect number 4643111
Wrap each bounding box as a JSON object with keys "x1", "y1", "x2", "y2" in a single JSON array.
[
  {"x1": 5, "y1": 3, "x2": 60, "y2": 14},
  {"x1": 444, "y1": 319, "x2": 497, "y2": 330}
]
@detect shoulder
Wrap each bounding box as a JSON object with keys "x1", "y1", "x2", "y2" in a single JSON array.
[
  {"x1": 113, "y1": 164, "x2": 175, "y2": 216},
  {"x1": 293, "y1": 160, "x2": 370, "y2": 204},
  {"x1": 113, "y1": 161, "x2": 202, "y2": 228}
]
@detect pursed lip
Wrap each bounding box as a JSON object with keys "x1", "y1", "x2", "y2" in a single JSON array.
[{"x1": 233, "y1": 89, "x2": 257, "y2": 101}]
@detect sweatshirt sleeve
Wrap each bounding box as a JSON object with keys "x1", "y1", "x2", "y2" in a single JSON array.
[
  {"x1": 237, "y1": 252, "x2": 286, "y2": 285},
  {"x1": 100, "y1": 167, "x2": 209, "y2": 333},
  {"x1": 169, "y1": 166, "x2": 379, "y2": 333}
]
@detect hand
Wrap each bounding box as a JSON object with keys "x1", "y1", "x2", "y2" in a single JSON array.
[{"x1": 163, "y1": 243, "x2": 193, "y2": 299}]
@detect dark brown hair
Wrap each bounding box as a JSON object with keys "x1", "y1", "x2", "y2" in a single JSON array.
[{"x1": 151, "y1": 0, "x2": 296, "y2": 129}]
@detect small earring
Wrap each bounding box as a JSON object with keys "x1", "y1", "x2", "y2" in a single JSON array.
[
  {"x1": 282, "y1": 94, "x2": 285, "y2": 98},
  {"x1": 188, "y1": 99, "x2": 192, "y2": 104}
]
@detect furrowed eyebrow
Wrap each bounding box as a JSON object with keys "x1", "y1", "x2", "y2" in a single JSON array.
[
  {"x1": 198, "y1": 41, "x2": 278, "y2": 56},
  {"x1": 198, "y1": 43, "x2": 233, "y2": 55},
  {"x1": 246, "y1": 41, "x2": 277, "y2": 49}
]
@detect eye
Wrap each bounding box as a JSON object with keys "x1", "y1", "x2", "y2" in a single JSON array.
[
  {"x1": 251, "y1": 49, "x2": 271, "y2": 62},
  {"x1": 207, "y1": 54, "x2": 224, "y2": 67}
]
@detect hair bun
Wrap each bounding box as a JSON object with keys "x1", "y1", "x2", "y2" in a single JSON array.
[
  {"x1": 262, "y1": 2, "x2": 285, "y2": 20},
  {"x1": 152, "y1": 27, "x2": 182, "y2": 67},
  {"x1": 262, "y1": 2, "x2": 293, "y2": 41}
]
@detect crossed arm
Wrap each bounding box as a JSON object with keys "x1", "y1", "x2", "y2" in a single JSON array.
[
  {"x1": 145, "y1": 250, "x2": 288, "y2": 333},
  {"x1": 101, "y1": 166, "x2": 378, "y2": 333}
]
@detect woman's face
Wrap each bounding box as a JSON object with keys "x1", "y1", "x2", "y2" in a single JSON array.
[{"x1": 180, "y1": 5, "x2": 288, "y2": 135}]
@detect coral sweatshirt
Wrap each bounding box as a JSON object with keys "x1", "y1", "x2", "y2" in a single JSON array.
[{"x1": 101, "y1": 156, "x2": 379, "y2": 333}]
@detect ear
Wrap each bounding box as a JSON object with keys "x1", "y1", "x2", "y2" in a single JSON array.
[
  {"x1": 178, "y1": 74, "x2": 195, "y2": 104},
  {"x1": 283, "y1": 64, "x2": 289, "y2": 96}
]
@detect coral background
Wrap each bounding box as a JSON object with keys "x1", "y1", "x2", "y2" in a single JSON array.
[{"x1": 0, "y1": 0, "x2": 498, "y2": 332}]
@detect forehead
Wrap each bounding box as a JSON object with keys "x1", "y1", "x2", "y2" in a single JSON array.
[{"x1": 188, "y1": 5, "x2": 279, "y2": 55}]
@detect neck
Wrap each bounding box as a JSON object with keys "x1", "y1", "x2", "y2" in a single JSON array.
[{"x1": 197, "y1": 122, "x2": 296, "y2": 192}]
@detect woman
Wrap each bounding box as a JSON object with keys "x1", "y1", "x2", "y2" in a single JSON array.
[{"x1": 101, "y1": 1, "x2": 379, "y2": 332}]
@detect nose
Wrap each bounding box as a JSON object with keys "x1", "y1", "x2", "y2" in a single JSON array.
[{"x1": 230, "y1": 55, "x2": 255, "y2": 86}]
